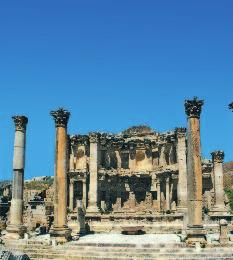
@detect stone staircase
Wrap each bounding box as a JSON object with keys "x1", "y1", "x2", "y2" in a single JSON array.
[{"x1": 3, "y1": 240, "x2": 233, "y2": 260}]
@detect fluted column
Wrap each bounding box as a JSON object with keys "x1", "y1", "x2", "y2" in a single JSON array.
[
  {"x1": 176, "y1": 127, "x2": 188, "y2": 211},
  {"x1": 211, "y1": 151, "x2": 228, "y2": 214},
  {"x1": 185, "y1": 97, "x2": 206, "y2": 245},
  {"x1": 86, "y1": 132, "x2": 100, "y2": 214},
  {"x1": 6, "y1": 116, "x2": 28, "y2": 239},
  {"x1": 50, "y1": 108, "x2": 71, "y2": 242}
]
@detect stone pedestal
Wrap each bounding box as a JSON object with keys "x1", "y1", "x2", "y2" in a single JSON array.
[
  {"x1": 50, "y1": 108, "x2": 71, "y2": 243},
  {"x1": 210, "y1": 151, "x2": 229, "y2": 215},
  {"x1": 185, "y1": 98, "x2": 206, "y2": 245},
  {"x1": 86, "y1": 132, "x2": 100, "y2": 214},
  {"x1": 219, "y1": 219, "x2": 229, "y2": 244},
  {"x1": 6, "y1": 116, "x2": 28, "y2": 239},
  {"x1": 176, "y1": 127, "x2": 188, "y2": 213}
]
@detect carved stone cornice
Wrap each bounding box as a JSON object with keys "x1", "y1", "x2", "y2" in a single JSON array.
[
  {"x1": 70, "y1": 135, "x2": 89, "y2": 147},
  {"x1": 12, "y1": 115, "x2": 28, "y2": 132},
  {"x1": 89, "y1": 132, "x2": 100, "y2": 143},
  {"x1": 175, "y1": 127, "x2": 186, "y2": 139},
  {"x1": 185, "y1": 97, "x2": 204, "y2": 119},
  {"x1": 211, "y1": 150, "x2": 225, "y2": 163},
  {"x1": 50, "y1": 108, "x2": 70, "y2": 128}
]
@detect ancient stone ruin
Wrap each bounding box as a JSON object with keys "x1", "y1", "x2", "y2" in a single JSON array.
[{"x1": 1, "y1": 98, "x2": 233, "y2": 259}]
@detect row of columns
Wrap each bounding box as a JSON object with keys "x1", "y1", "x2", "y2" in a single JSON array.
[{"x1": 4, "y1": 100, "x2": 230, "y2": 242}]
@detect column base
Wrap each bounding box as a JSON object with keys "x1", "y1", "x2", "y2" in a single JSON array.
[
  {"x1": 50, "y1": 225, "x2": 71, "y2": 244},
  {"x1": 186, "y1": 225, "x2": 207, "y2": 247},
  {"x1": 209, "y1": 206, "x2": 230, "y2": 216},
  {"x1": 177, "y1": 206, "x2": 188, "y2": 213},
  {"x1": 5, "y1": 224, "x2": 27, "y2": 239},
  {"x1": 86, "y1": 205, "x2": 100, "y2": 215}
]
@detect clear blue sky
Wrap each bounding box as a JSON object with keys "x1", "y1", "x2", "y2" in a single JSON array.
[{"x1": 0, "y1": 1, "x2": 233, "y2": 180}]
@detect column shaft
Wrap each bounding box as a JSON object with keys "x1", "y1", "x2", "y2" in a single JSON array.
[
  {"x1": 7, "y1": 116, "x2": 28, "y2": 239},
  {"x1": 176, "y1": 128, "x2": 188, "y2": 210},
  {"x1": 87, "y1": 133, "x2": 100, "y2": 213},
  {"x1": 69, "y1": 180, "x2": 74, "y2": 211},
  {"x1": 166, "y1": 177, "x2": 170, "y2": 211}
]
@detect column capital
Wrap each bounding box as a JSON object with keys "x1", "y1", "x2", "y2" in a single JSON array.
[
  {"x1": 50, "y1": 108, "x2": 70, "y2": 128},
  {"x1": 175, "y1": 127, "x2": 186, "y2": 138},
  {"x1": 185, "y1": 97, "x2": 204, "y2": 119},
  {"x1": 12, "y1": 115, "x2": 28, "y2": 132},
  {"x1": 229, "y1": 102, "x2": 233, "y2": 111},
  {"x1": 89, "y1": 132, "x2": 100, "y2": 143},
  {"x1": 211, "y1": 150, "x2": 225, "y2": 163}
]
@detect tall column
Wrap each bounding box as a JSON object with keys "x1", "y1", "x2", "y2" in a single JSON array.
[
  {"x1": 176, "y1": 127, "x2": 188, "y2": 211},
  {"x1": 50, "y1": 108, "x2": 71, "y2": 242},
  {"x1": 166, "y1": 177, "x2": 170, "y2": 211},
  {"x1": 69, "y1": 179, "x2": 74, "y2": 211},
  {"x1": 6, "y1": 116, "x2": 28, "y2": 239},
  {"x1": 211, "y1": 151, "x2": 228, "y2": 214},
  {"x1": 185, "y1": 97, "x2": 206, "y2": 245},
  {"x1": 82, "y1": 179, "x2": 87, "y2": 209},
  {"x1": 86, "y1": 132, "x2": 100, "y2": 214},
  {"x1": 157, "y1": 180, "x2": 161, "y2": 212}
]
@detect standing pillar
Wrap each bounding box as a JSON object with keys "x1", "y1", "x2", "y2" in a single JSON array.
[
  {"x1": 50, "y1": 108, "x2": 71, "y2": 242},
  {"x1": 176, "y1": 127, "x2": 188, "y2": 212},
  {"x1": 211, "y1": 151, "x2": 228, "y2": 214},
  {"x1": 185, "y1": 97, "x2": 206, "y2": 245},
  {"x1": 82, "y1": 179, "x2": 87, "y2": 209},
  {"x1": 86, "y1": 132, "x2": 100, "y2": 214},
  {"x1": 166, "y1": 177, "x2": 170, "y2": 211},
  {"x1": 157, "y1": 180, "x2": 161, "y2": 212},
  {"x1": 69, "y1": 179, "x2": 74, "y2": 211},
  {"x1": 6, "y1": 116, "x2": 28, "y2": 239}
]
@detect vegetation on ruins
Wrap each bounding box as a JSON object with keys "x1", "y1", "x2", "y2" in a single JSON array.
[
  {"x1": 25, "y1": 177, "x2": 53, "y2": 190},
  {"x1": 225, "y1": 189, "x2": 233, "y2": 213}
]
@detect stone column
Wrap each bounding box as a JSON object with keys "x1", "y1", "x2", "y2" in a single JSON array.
[
  {"x1": 211, "y1": 151, "x2": 228, "y2": 214},
  {"x1": 82, "y1": 179, "x2": 87, "y2": 209},
  {"x1": 176, "y1": 127, "x2": 188, "y2": 212},
  {"x1": 6, "y1": 116, "x2": 28, "y2": 239},
  {"x1": 50, "y1": 108, "x2": 71, "y2": 242},
  {"x1": 166, "y1": 177, "x2": 170, "y2": 211},
  {"x1": 86, "y1": 132, "x2": 100, "y2": 214},
  {"x1": 157, "y1": 180, "x2": 161, "y2": 212},
  {"x1": 185, "y1": 97, "x2": 206, "y2": 245},
  {"x1": 69, "y1": 179, "x2": 74, "y2": 211}
]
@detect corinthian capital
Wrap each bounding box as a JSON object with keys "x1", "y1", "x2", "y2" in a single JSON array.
[
  {"x1": 50, "y1": 108, "x2": 70, "y2": 128},
  {"x1": 185, "y1": 97, "x2": 204, "y2": 119},
  {"x1": 12, "y1": 115, "x2": 28, "y2": 132},
  {"x1": 89, "y1": 132, "x2": 100, "y2": 143},
  {"x1": 211, "y1": 150, "x2": 225, "y2": 163},
  {"x1": 175, "y1": 127, "x2": 186, "y2": 138},
  {"x1": 229, "y1": 102, "x2": 233, "y2": 111}
]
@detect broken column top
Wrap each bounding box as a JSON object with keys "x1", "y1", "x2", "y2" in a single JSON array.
[
  {"x1": 185, "y1": 97, "x2": 204, "y2": 118},
  {"x1": 211, "y1": 150, "x2": 225, "y2": 163},
  {"x1": 12, "y1": 115, "x2": 28, "y2": 132},
  {"x1": 50, "y1": 107, "x2": 70, "y2": 128}
]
